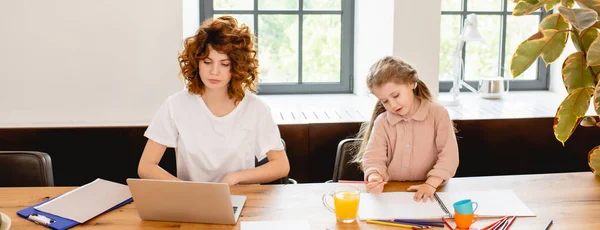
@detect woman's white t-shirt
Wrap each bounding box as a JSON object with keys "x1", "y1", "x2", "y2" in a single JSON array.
[{"x1": 144, "y1": 89, "x2": 284, "y2": 182}]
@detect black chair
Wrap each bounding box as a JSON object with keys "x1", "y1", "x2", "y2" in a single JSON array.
[
  {"x1": 0, "y1": 151, "x2": 54, "y2": 187},
  {"x1": 255, "y1": 139, "x2": 297, "y2": 184},
  {"x1": 327, "y1": 138, "x2": 364, "y2": 182}
]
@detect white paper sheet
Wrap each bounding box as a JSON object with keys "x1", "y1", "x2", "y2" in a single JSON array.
[
  {"x1": 358, "y1": 190, "x2": 535, "y2": 220},
  {"x1": 35, "y1": 179, "x2": 131, "y2": 223},
  {"x1": 438, "y1": 189, "x2": 536, "y2": 217},
  {"x1": 358, "y1": 192, "x2": 446, "y2": 220},
  {"x1": 241, "y1": 220, "x2": 310, "y2": 230}
]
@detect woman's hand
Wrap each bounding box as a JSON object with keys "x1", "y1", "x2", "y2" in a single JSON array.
[
  {"x1": 220, "y1": 172, "x2": 240, "y2": 185},
  {"x1": 366, "y1": 173, "x2": 386, "y2": 194},
  {"x1": 407, "y1": 183, "x2": 436, "y2": 202}
]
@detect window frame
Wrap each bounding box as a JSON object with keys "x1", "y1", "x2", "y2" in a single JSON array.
[
  {"x1": 200, "y1": 0, "x2": 355, "y2": 94},
  {"x1": 439, "y1": 0, "x2": 551, "y2": 92}
]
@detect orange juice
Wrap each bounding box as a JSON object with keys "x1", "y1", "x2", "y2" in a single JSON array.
[{"x1": 333, "y1": 191, "x2": 360, "y2": 221}]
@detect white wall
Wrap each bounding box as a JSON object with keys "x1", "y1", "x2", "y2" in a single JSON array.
[
  {"x1": 0, "y1": 0, "x2": 183, "y2": 127},
  {"x1": 353, "y1": 0, "x2": 442, "y2": 98},
  {"x1": 353, "y1": 0, "x2": 395, "y2": 97},
  {"x1": 549, "y1": 42, "x2": 576, "y2": 95},
  {"x1": 392, "y1": 0, "x2": 442, "y2": 97}
]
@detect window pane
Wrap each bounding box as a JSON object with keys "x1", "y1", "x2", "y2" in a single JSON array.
[
  {"x1": 303, "y1": 0, "x2": 341, "y2": 10},
  {"x1": 442, "y1": 0, "x2": 462, "y2": 11},
  {"x1": 258, "y1": 0, "x2": 298, "y2": 10},
  {"x1": 505, "y1": 15, "x2": 539, "y2": 80},
  {"x1": 439, "y1": 15, "x2": 462, "y2": 81},
  {"x1": 258, "y1": 15, "x2": 299, "y2": 83},
  {"x1": 467, "y1": 0, "x2": 502, "y2": 11},
  {"x1": 464, "y1": 15, "x2": 501, "y2": 80},
  {"x1": 213, "y1": 14, "x2": 254, "y2": 32},
  {"x1": 214, "y1": 0, "x2": 253, "y2": 10},
  {"x1": 303, "y1": 15, "x2": 341, "y2": 83}
]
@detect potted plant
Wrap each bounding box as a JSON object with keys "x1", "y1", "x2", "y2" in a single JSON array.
[{"x1": 509, "y1": 0, "x2": 600, "y2": 175}]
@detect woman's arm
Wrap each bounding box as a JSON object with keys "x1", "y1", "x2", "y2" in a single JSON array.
[
  {"x1": 221, "y1": 149, "x2": 290, "y2": 185},
  {"x1": 138, "y1": 139, "x2": 180, "y2": 181}
]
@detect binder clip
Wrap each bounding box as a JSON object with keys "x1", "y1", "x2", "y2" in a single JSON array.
[{"x1": 28, "y1": 213, "x2": 55, "y2": 226}]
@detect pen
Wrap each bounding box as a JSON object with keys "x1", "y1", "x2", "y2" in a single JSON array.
[
  {"x1": 544, "y1": 220, "x2": 553, "y2": 230},
  {"x1": 441, "y1": 217, "x2": 453, "y2": 230}
]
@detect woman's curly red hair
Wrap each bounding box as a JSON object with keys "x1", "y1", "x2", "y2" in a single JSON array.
[{"x1": 178, "y1": 16, "x2": 258, "y2": 104}]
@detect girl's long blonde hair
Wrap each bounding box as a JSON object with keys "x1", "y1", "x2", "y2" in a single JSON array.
[{"x1": 352, "y1": 56, "x2": 432, "y2": 165}]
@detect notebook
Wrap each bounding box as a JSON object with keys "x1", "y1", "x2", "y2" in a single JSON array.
[{"x1": 358, "y1": 189, "x2": 535, "y2": 220}]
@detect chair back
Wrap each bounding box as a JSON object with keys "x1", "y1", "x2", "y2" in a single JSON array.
[
  {"x1": 0, "y1": 151, "x2": 54, "y2": 186},
  {"x1": 332, "y1": 139, "x2": 364, "y2": 182}
]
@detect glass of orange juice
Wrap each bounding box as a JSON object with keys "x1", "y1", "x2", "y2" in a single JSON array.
[{"x1": 321, "y1": 186, "x2": 360, "y2": 223}]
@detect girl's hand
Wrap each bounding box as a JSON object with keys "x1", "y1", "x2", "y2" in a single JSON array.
[
  {"x1": 366, "y1": 173, "x2": 386, "y2": 194},
  {"x1": 220, "y1": 172, "x2": 240, "y2": 185},
  {"x1": 407, "y1": 183, "x2": 436, "y2": 202}
]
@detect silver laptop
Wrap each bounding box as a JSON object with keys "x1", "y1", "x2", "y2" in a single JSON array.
[{"x1": 126, "y1": 178, "x2": 246, "y2": 225}]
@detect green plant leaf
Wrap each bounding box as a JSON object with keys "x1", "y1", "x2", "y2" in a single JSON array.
[
  {"x1": 588, "y1": 35, "x2": 600, "y2": 66},
  {"x1": 575, "y1": 0, "x2": 600, "y2": 15},
  {"x1": 588, "y1": 145, "x2": 600, "y2": 176},
  {"x1": 546, "y1": 0, "x2": 561, "y2": 10},
  {"x1": 581, "y1": 116, "x2": 597, "y2": 126},
  {"x1": 562, "y1": 0, "x2": 575, "y2": 7},
  {"x1": 514, "y1": 0, "x2": 551, "y2": 16},
  {"x1": 558, "y1": 6, "x2": 598, "y2": 30},
  {"x1": 580, "y1": 26, "x2": 599, "y2": 51},
  {"x1": 595, "y1": 80, "x2": 600, "y2": 115},
  {"x1": 572, "y1": 30, "x2": 585, "y2": 51},
  {"x1": 554, "y1": 87, "x2": 594, "y2": 145},
  {"x1": 563, "y1": 52, "x2": 596, "y2": 93},
  {"x1": 511, "y1": 30, "x2": 568, "y2": 77},
  {"x1": 540, "y1": 13, "x2": 570, "y2": 30}
]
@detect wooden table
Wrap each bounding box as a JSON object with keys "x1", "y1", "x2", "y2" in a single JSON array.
[{"x1": 1, "y1": 172, "x2": 599, "y2": 229}]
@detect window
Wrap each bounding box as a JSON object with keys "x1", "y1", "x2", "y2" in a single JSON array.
[
  {"x1": 439, "y1": 0, "x2": 550, "y2": 91},
  {"x1": 200, "y1": 0, "x2": 354, "y2": 94}
]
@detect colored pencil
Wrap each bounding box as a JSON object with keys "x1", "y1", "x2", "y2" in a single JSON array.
[
  {"x1": 441, "y1": 217, "x2": 453, "y2": 230},
  {"x1": 375, "y1": 220, "x2": 433, "y2": 228},
  {"x1": 491, "y1": 217, "x2": 509, "y2": 230},
  {"x1": 544, "y1": 220, "x2": 553, "y2": 230},
  {"x1": 482, "y1": 216, "x2": 508, "y2": 230},
  {"x1": 392, "y1": 219, "x2": 445, "y2": 224},
  {"x1": 390, "y1": 219, "x2": 444, "y2": 227},
  {"x1": 366, "y1": 220, "x2": 431, "y2": 229},
  {"x1": 502, "y1": 216, "x2": 516, "y2": 230}
]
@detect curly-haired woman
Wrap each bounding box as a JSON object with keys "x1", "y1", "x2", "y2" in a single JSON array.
[{"x1": 138, "y1": 16, "x2": 290, "y2": 185}]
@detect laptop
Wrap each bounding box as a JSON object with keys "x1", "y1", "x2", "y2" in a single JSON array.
[{"x1": 126, "y1": 178, "x2": 246, "y2": 225}]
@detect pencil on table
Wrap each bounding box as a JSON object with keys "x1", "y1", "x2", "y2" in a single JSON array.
[
  {"x1": 482, "y1": 216, "x2": 508, "y2": 230},
  {"x1": 441, "y1": 217, "x2": 453, "y2": 230}
]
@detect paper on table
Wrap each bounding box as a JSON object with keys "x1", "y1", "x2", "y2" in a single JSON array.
[
  {"x1": 438, "y1": 189, "x2": 536, "y2": 217},
  {"x1": 358, "y1": 192, "x2": 447, "y2": 220},
  {"x1": 241, "y1": 220, "x2": 310, "y2": 230},
  {"x1": 35, "y1": 178, "x2": 132, "y2": 223},
  {"x1": 357, "y1": 190, "x2": 535, "y2": 220}
]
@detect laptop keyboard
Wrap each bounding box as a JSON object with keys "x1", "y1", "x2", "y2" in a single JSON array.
[{"x1": 233, "y1": 206, "x2": 238, "y2": 214}]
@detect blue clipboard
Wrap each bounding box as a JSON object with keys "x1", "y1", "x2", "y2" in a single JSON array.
[{"x1": 17, "y1": 197, "x2": 133, "y2": 230}]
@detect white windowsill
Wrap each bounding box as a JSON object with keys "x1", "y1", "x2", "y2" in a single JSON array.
[{"x1": 260, "y1": 91, "x2": 596, "y2": 124}]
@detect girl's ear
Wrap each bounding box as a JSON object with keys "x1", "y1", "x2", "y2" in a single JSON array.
[{"x1": 413, "y1": 83, "x2": 417, "y2": 89}]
